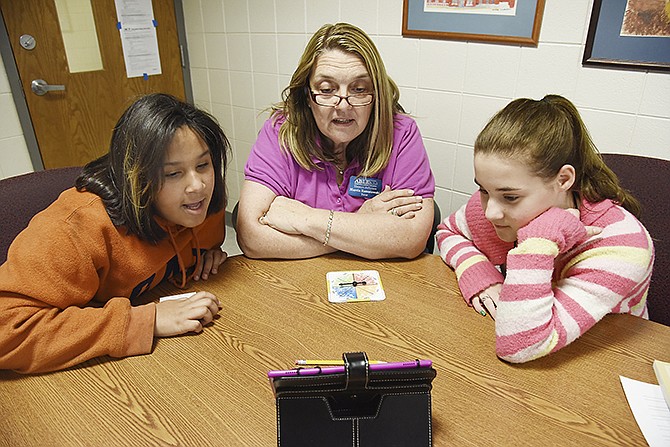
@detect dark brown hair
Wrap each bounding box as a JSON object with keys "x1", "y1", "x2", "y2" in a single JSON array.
[{"x1": 76, "y1": 93, "x2": 230, "y2": 242}]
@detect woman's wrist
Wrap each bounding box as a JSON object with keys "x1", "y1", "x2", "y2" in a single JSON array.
[{"x1": 323, "y1": 210, "x2": 334, "y2": 246}]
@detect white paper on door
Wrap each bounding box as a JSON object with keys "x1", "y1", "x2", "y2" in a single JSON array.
[{"x1": 114, "y1": 0, "x2": 162, "y2": 78}]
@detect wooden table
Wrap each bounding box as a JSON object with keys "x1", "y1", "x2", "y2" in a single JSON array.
[{"x1": 1, "y1": 254, "x2": 668, "y2": 446}]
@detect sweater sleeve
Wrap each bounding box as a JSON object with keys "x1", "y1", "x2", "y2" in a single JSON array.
[
  {"x1": 495, "y1": 206, "x2": 653, "y2": 363},
  {"x1": 436, "y1": 194, "x2": 504, "y2": 303},
  {"x1": 0, "y1": 202, "x2": 155, "y2": 374}
]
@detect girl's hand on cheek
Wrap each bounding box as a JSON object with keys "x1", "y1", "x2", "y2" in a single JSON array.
[
  {"x1": 566, "y1": 208, "x2": 602, "y2": 238},
  {"x1": 520, "y1": 207, "x2": 602, "y2": 252}
]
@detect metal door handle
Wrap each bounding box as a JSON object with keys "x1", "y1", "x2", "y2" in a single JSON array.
[{"x1": 31, "y1": 79, "x2": 65, "y2": 96}]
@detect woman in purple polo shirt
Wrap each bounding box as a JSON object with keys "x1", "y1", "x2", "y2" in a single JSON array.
[{"x1": 237, "y1": 23, "x2": 435, "y2": 260}]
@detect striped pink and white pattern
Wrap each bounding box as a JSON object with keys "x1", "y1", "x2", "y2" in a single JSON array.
[{"x1": 437, "y1": 193, "x2": 653, "y2": 363}]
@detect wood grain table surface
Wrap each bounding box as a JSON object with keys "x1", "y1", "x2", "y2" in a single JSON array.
[{"x1": 1, "y1": 253, "x2": 668, "y2": 446}]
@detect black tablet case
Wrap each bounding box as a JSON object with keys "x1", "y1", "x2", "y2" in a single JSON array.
[{"x1": 270, "y1": 352, "x2": 436, "y2": 446}]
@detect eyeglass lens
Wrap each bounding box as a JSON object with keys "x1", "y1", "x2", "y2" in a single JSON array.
[{"x1": 314, "y1": 94, "x2": 372, "y2": 107}]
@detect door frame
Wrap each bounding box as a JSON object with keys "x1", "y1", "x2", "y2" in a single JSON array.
[{"x1": 0, "y1": 0, "x2": 193, "y2": 171}]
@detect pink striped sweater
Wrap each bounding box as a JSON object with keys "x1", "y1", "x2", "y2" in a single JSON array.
[{"x1": 436, "y1": 193, "x2": 653, "y2": 363}]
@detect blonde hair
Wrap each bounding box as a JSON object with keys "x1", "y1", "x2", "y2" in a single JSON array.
[
  {"x1": 274, "y1": 22, "x2": 404, "y2": 176},
  {"x1": 475, "y1": 94, "x2": 641, "y2": 217}
]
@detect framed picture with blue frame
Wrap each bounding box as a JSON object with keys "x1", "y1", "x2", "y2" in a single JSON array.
[
  {"x1": 583, "y1": 0, "x2": 670, "y2": 72},
  {"x1": 402, "y1": 0, "x2": 546, "y2": 46}
]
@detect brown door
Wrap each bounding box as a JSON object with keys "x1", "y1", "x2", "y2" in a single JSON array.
[{"x1": 0, "y1": 0, "x2": 185, "y2": 168}]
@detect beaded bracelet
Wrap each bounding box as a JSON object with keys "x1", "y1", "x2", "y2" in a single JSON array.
[{"x1": 323, "y1": 210, "x2": 334, "y2": 246}]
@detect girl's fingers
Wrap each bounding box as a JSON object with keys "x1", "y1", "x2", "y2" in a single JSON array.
[
  {"x1": 193, "y1": 255, "x2": 204, "y2": 281},
  {"x1": 201, "y1": 253, "x2": 214, "y2": 280},
  {"x1": 481, "y1": 295, "x2": 496, "y2": 320},
  {"x1": 212, "y1": 250, "x2": 227, "y2": 274},
  {"x1": 471, "y1": 297, "x2": 486, "y2": 317},
  {"x1": 585, "y1": 225, "x2": 602, "y2": 237}
]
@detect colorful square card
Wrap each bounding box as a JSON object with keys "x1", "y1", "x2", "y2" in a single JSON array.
[{"x1": 326, "y1": 270, "x2": 386, "y2": 303}]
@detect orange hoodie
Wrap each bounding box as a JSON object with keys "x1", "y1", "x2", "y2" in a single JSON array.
[{"x1": 0, "y1": 188, "x2": 225, "y2": 373}]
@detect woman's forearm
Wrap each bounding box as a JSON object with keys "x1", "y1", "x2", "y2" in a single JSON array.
[
  {"x1": 237, "y1": 220, "x2": 336, "y2": 259},
  {"x1": 289, "y1": 202, "x2": 434, "y2": 259}
]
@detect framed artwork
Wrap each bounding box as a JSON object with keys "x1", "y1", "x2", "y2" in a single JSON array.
[
  {"x1": 583, "y1": 0, "x2": 670, "y2": 72},
  {"x1": 402, "y1": 0, "x2": 546, "y2": 46}
]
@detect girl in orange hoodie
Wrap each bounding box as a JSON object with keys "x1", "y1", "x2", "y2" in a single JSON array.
[{"x1": 0, "y1": 93, "x2": 230, "y2": 373}]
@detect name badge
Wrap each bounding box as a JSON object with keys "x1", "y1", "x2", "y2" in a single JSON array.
[{"x1": 348, "y1": 176, "x2": 382, "y2": 198}]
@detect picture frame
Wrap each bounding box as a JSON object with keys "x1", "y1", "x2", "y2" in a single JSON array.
[
  {"x1": 583, "y1": 0, "x2": 670, "y2": 72},
  {"x1": 402, "y1": 0, "x2": 545, "y2": 46}
]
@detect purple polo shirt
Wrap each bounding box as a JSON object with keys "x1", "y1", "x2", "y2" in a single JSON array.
[{"x1": 244, "y1": 114, "x2": 435, "y2": 212}]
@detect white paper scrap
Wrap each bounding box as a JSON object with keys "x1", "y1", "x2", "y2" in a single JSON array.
[
  {"x1": 620, "y1": 375, "x2": 670, "y2": 447},
  {"x1": 159, "y1": 291, "x2": 196, "y2": 303}
]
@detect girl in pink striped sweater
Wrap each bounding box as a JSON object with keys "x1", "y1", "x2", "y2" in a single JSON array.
[{"x1": 436, "y1": 95, "x2": 654, "y2": 363}]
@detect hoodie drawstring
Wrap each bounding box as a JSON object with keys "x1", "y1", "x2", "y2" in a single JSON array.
[{"x1": 166, "y1": 226, "x2": 202, "y2": 288}]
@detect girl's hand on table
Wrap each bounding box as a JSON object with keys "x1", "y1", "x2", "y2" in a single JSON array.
[
  {"x1": 472, "y1": 284, "x2": 502, "y2": 320},
  {"x1": 154, "y1": 291, "x2": 221, "y2": 337},
  {"x1": 193, "y1": 248, "x2": 227, "y2": 281}
]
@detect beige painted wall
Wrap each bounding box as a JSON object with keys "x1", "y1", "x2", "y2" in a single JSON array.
[{"x1": 2, "y1": 0, "x2": 669, "y2": 221}]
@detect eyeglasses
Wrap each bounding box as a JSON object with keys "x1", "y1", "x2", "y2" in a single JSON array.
[{"x1": 309, "y1": 91, "x2": 374, "y2": 108}]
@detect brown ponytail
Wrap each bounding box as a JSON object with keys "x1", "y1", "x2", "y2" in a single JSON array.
[{"x1": 475, "y1": 94, "x2": 641, "y2": 217}]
